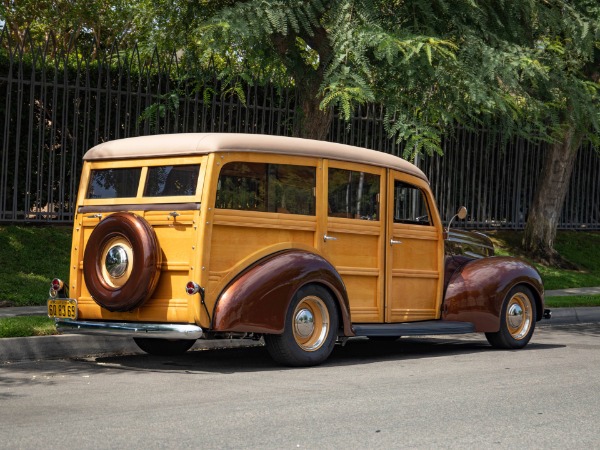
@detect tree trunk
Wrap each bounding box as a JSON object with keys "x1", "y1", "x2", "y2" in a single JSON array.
[
  {"x1": 293, "y1": 78, "x2": 333, "y2": 140},
  {"x1": 272, "y1": 25, "x2": 334, "y2": 141},
  {"x1": 522, "y1": 125, "x2": 582, "y2": 267}
]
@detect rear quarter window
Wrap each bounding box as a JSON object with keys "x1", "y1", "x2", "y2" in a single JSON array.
[
  {"x1": 216, "y1": 162, "x2": 316, "y2": 215},
  {"x1": 86, "y1": 168, "x2": 141, "y2": 199}
]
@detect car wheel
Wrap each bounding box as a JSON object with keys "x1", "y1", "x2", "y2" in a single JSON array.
[
  {"x1": 83, "y1": 212, "x2": 162, "y2": 312},
  {"x1": 264, "y1": 285, "x2": 339, "y2": 367},
  {"x1": 486, "y1": 286, "x2": 536, "y2": 349},
  {"x1": 133, "y1": 338, "x2": 195, "y2": 356}
]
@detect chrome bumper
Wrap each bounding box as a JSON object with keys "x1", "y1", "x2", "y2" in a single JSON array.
[{"x1": 56, "y1": 320, "x2": 203, "y2": 340}]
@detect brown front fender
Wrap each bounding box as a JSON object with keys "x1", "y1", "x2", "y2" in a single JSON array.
[
  {"x1": 443, "y1": 256, "x2": 544, "y2": 332},
  {"x1": 211, "y1": 250, "x2": 353, "y2": 336}
]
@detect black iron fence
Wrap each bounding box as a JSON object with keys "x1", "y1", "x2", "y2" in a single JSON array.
[{"x1": 1, "y1": 30, "x2": 598, "y2": 228}]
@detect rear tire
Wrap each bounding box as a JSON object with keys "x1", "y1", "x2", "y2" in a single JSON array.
[
  {"x1": 264, "y1": 285, "x2": 339, "y2": 367},
  {"x1": 486, "y1": 286, "x2": 536, "y2": 349},
  {"x1": 133, "y1": 338, "x2": 195, "y2": 356}
]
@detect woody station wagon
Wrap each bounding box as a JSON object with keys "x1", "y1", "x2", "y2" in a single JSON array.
[{"x1": 49, "y1": 133, "x2": 550, "y2": 366}]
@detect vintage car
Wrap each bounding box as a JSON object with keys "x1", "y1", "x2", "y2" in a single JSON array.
[{"x1": 49, "y1": 133, "x2": 550, "y2": 366}]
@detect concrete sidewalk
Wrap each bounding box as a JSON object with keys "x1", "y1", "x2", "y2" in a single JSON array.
[
  {"x1": 544, "y1": 286, "x2": 600, "y2": 297},
  {"x1": 1, "y1": 288, "x2": 599, "y2": 363}
]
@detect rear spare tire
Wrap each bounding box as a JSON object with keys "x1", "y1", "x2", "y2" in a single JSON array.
[{"x1": 83, "y1": 212, "x2": 162, "y2": 312}]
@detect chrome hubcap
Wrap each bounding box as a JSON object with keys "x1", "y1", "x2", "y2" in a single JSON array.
[
  {"x1": 507, "y1": 303, "x2": 524, "y2": 329},
  {"x1": 292, "y1": 295, "x2": 330, "y2": 352},
  {"x1": 105, "y1": 245, "x2": 128, "y2": 278},
  {"x1": 100, "y1": 236, "x2": 134, "y2": 289},
  {"x1": 294, "y1": 308, "x2": 315, "y2": 338},
  {"x1": 506, "y1": 293, "x2": 532, "y2": 340}
]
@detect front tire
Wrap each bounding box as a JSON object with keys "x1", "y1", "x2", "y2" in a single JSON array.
[
  {"x1": 264, "y1": 285, "x2": 339, "y2": 367},
  {"x1": 133, "y1": 338, "x2": 195, "y2": 356},
  {"x1": 486, "y1": 286, "x2": 536, "y2": 349}
]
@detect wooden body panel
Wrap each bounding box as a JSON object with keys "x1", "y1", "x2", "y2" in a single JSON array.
[
  {"x1": 385, "y1": 172, "x2": 445, "y2": 322},
  {"x1": 207, "y1": 210, "x2": 317, "y2": 302},
  {"x1": 320, "y1": 160, "x2": 386, "y2": 323},
  {"x1": 70, "y1": 156, "x2": 206, "y2": 325}
]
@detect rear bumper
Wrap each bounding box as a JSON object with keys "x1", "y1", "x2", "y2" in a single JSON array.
[{"x1": 56, "y1": 319, "x2": 203, "y2": 340}]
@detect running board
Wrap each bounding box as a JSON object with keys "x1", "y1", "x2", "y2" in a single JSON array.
[{"x1": 353, "y1": 321, "x2": 475, "y2": 337}]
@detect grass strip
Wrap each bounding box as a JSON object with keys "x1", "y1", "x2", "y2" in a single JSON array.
[
  {"x1": 545, "y1": 295, "x2": 600, "y2": 309},
  {"x1": 489, "y1": 231, "x2": 600, "y2": 290},
  {"x1": 0, "y1": 316, "x2": 58, "y2": 338},
  {"x1": 0, "y1": 225, "x2": 72, "y2": 307}
]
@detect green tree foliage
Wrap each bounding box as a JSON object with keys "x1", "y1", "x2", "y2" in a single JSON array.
[
  {"x1": 184, "y1": 0, "x2": 599, "y2": 261},
  {"x1": 146, "y1": 1, "x2": 588, "y2": 154},
  {"x1": 0, "y1": 0, "x2": 142, "y2": 54}
]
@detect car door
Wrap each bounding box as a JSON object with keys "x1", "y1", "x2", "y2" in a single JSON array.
[
  {"x1": 385, "y1": 171, "x2": 444, "y2": 322},
  {"x1": 320, "y1": 160, "x2": 386, "y2": 323}
]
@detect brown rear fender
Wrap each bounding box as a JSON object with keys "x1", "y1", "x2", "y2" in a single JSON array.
[
  {"x1": 211, "y1": 250, "x2": 353, "y2": 336},
  {"x1": 442, "y1": 256, "x2": 544, "y2": 332}
]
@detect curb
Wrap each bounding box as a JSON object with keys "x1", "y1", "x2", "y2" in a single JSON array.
[
  {"x1": 0, "y1": 334, "x2": 262, "y2": 363},
  {"x1": 0, "y1": 306, "x2": 47, "y2": 317},
  {"x1": 538, "y1": 307, "x2": 600, "y2": 326}
]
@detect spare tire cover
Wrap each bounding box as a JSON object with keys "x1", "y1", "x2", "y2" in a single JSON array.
[{"x1": 83, "y1": 212, "x2": 162, "y2": 312}]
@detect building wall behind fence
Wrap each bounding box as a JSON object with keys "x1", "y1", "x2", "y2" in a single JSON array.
[{"x1": 0, "y1": 32, "x2": 598, "y2": 229}]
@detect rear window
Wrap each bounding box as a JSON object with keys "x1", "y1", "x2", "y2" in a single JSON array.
[
  {"x1": 86, "y1": 168, "x2": 141, "y2": 199},
  {"x1": 144, "y1": 164, "x2": 200, "y2": 197},
  {"x1": 86, "y1": 165, "x2": 200, "y2": 199}
]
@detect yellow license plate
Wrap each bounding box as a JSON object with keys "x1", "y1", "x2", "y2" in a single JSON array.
[{"x1": 47, "y1": 299, "x2": 78, "y2": 320}]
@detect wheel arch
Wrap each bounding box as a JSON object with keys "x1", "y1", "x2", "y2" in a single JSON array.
[
  {"x1": 211, "y1": 249, "x2": 353, "y2": 336},
  {"x1": 442, "y1": 256, "x2": 544, "y2": 332}
]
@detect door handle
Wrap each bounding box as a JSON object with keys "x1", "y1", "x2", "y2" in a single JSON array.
[
  {"x1": 323, "y1": 234, "x2": 338, "y2": 242},
  {"x1": 390, "y1": 239, "x2": 402, "y2": 246}
]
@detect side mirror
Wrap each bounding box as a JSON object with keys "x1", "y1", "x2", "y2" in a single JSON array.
[{"x1": 447, "y1": 206, "x2": 468, "y2": 231}]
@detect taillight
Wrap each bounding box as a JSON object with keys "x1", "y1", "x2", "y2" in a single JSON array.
[
  {"x1": 49, "y1": 278, "x2": 64, "y2": 298},
  {"x1": 186, "y1": 281, "x2": 200, "y2": 295}
]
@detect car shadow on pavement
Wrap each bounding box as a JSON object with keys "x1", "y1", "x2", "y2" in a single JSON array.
[{"x1": 84, "y1": 335, "x2": 565, "y2": 374}]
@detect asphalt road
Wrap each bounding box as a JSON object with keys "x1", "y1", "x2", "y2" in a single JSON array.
[{"x1": 1, "y1": 323, "x2": 599, "y2": 449}]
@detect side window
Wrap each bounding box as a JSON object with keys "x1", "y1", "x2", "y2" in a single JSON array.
[
  {"x1": 393, "y1": 180, "x2": 430, "y2": 225},
  {"x1": 328, "y1": 168, "x2": 379, "y2": 220},
  {"x1": 216, "y1": 162, "x2": 316, "y2": 215},
  {"x1": 144, "y1": 164, "x2": 200, "y2": 197},
  {"x1": 86, "y1": 168, "x2": 141, "y2": 199}
]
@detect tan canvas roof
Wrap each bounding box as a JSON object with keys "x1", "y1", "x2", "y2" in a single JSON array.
[{"x1": 84, "y1": 133, "x2": 428, "y2": 182}]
